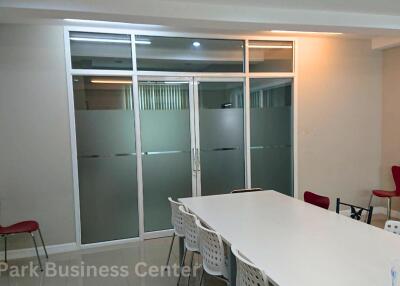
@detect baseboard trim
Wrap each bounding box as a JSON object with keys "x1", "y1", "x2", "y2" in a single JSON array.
[
  {"x1": 142, "y1": 229, "x2": 174, "y2": 240},
  {"x1": 1, "y1": 242, "x2": 78, "y2": 260}
]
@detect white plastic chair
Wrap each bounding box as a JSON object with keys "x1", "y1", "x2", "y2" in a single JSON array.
[
  {"x1": 195, "y1": 219, "x2": 229, "y2": 285},
  {"x1": 384, "y1": 220, "x2": 400, "y2": 235},
  {"x1": 166, "y1": 197, "x2": 185, "y2": 267},
  {"x1": 231, "y1": 246, "x2": 270, "y2": 286},
  {"x1": 177, "y1": 206, "x2": 200, "y2": 285}
]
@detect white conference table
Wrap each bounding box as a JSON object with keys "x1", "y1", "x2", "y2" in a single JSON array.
[{"x1": 179, "y1": 191, "x2": 400, "y2": 286}]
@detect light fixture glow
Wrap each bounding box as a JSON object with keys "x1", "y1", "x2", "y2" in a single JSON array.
[
  {"x1": 70, "y1": 37, "x2": 131, "y2": 44},
  {"x1": 192, "y1": 41, "x2": 201, "y2": 47},
  {"x1": 271, "y1": 30, "x2": 343, "y2": 35},
  {"x1": 135, "y1": 40, "x2": 152, "y2": 45},
  {"x1": 91, "y1": 79, "x2": 132, "y2": 84},
  {"x1": 64, "y1": 19, "x2": 113, "y2": 24},
  {"x1": 249, "y1": 45, "x2": 292, "y2": 49}
]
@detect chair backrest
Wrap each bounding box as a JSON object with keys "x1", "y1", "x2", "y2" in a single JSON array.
[
  {"x1": 231, "y1": 188, "x2": 263, "y2": 194},
  {"x1": 168, "y1": 197, "x2": 185, "y2": 237},
  {"x1": 384, "y1": 220, "x2": 400, "y2": 235},
  {"x1": 336, "y1": 198, "x2": 374, "y2": 224},
  {"x1": 231, "y1": 247, "x2": 269, "y2": 286},
  {"x1": 195, "y1": 219, "x2": 226, "y2": 276},
  {"x1": 304, "y1": 191, "x2": 330, "y2": 209},
  {"x1": 393, "y1": 166, "x2": 400, "y2": 192},
  {"x1": 178, "y1": 206, "x2": 199, "y2": 252}
]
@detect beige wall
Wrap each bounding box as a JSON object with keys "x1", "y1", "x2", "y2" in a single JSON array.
[
  {"x1": 297, "y1": 37, "x2": 382, "y2": 208},
  {"x1": 381, "y1": 47, "x2": 400, "y2": 209},
  {"x1": 0, "y1": 24, "x2": 76, "y2": 249},
  {"x1": 0, "y1": 25, "x2": 384, "y2": 250}
]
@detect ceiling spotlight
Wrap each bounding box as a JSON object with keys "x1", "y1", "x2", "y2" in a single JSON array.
[{"x1": 193, "y1": 41, "x2": 201, "y2": 47}]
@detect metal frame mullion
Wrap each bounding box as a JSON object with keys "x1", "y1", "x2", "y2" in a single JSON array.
[
  {"x1": 188, "y1": 80, "x2": 198, "y2": 198},
  {"x1": 193, "y1": 79, "x2": 202, "y2": 197},
  {"x1": 131, "y1": 33, "x2": 145, "y2": 238}
]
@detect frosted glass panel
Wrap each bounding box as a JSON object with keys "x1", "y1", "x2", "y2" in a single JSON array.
[
  {"x1": 75, "y1": 111, "x2": 135, "y2": 156},
  {"x1": 79, "y1": 156, "x2": 139, "y2": 243},
  {"x1": 142, "y1": 153, "x2": 192, "y2": 231},
  {"x1": 139, "y1": 81, "x2": 193, "y2": 232},
  {"x1": 198, "y1": 81, "x2": 245, "y2": 195},
  {"x1": 73, "y1": 76, "x2": 139, "y2": 244},
  {"x1": 250, "y1": 78, "x2": 293, "y2": 196}
]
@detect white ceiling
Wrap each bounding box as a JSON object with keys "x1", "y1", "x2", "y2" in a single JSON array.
[
  {"x1": 167, "y1": 0, "x2": 400, "y2": 16},
  {"x1": 1, "y1": 0, "x2": 400, "y2": 39}
]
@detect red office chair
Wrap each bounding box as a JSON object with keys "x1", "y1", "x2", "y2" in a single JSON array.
[
  {"x1": 0, "y1": 220, "x2": 48, "y2": 271},
  {"x1": 368, "y1": 165, "x2": 400, "y2": 219},
  {"x1": 304, "y1": 191, "x2": 330, "y2": 209}
]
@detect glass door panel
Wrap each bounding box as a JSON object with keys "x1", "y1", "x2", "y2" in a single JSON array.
[
  {"x1": 197, "y1": 80, "x2": 245, "y2": 196},
  {"x1": 250, "y1": 78, "x2": 293, "y2": 196},
  {"x1": 139, "y1": 80, "x2": 194, "y2": 232},
  {"x1": 73, "y1": 76, "x2": 139, "y2": 244}
]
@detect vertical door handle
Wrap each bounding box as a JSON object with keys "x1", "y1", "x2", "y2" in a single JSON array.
[
  {"x1": 192, "y1": 148, "x2": 197, "y2": 174},
  {"x1": 196, "y1": 148, "x2": 201, "y2": 172}
]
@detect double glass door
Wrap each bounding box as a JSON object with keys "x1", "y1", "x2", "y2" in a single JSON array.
[{"x1": 139, "y1": 77, "x2": 245, "y2": 232}]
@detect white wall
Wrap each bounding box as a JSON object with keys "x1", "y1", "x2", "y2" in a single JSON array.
[
  {"x1": 381, "y1": 47, "x2": 400, "y2": 209},
  {"x1": 297, "y1": 37, "x2": 382, "y2": 208},
  {"x1": 0, "y1": 24, "x2": 76, "y2": 249},
  {"x1": 0, "y1": 24, "x2": 383, "y2": 250}
]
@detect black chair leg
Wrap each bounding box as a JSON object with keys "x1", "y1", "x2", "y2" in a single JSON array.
[
  {"x1": 166, "y1": 233, "x2": 176, "y2": 268},
  {"x1": 177, "y1": 248, "x2": 187, "y2": 285},
  {"x1": 31, "y1": 233, "x2": 43, "y2": 271},
  {"x1": 3, "y1": 235, "x2": 7, "y2": 263},
  {"x1": 199, "y1": 269, "x2": 205, "y2": 286},
  {"x1": 187, "y1": 252, "x2": 194, "y2": 286},
  {"x1": 38, "y1": 228, "x2": 48, "y2": 259}
]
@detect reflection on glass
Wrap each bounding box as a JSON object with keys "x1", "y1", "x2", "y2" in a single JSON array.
[
  {"x1": 249, "y1": 41, "x2": 293, "y2": 72},
  {"x1": 136, "y1": 36, "x2": 244, "y2": 72},
  {"x1": 70, "y1": 32, "x2": 132, "y2": 70},
  {"x1": 198, "y1": 81, "x2": 245, "y2": 196},
  {"x1": 73, "y1": 76, "x2": 139, "y2": 244},
  {"x1": 250, "y1": 78, "x2": 293, "y2": 196},
  {"x1": 139, "y1": 81, "x2": 192, "y2": 232}
]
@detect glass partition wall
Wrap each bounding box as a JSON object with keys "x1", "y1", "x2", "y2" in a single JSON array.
[{"x1": 66, "y1": 29, "x2": 295, "y2": 245}]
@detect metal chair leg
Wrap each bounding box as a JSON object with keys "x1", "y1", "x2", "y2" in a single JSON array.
[
  {"x1": 200, "y1": 269, "x2": 205, "y2": 286},
  {"x1": 166, "y1": 233, "x2": 176, "y2": 268},
  {"x1": 31, "y1": 233, "x2": 43, "y2": 272},
  {"x1": 367, "y1": 194, "x2": 374, "y2": 209},
  {"x1": 388, "y1": 197, "x2": 392, "y2": 220},
  {"x1": 3, "y1": 235, "x2": 7, "y2": 263},
  {"x1": 187, "y1": 252, "x2": 194, "y2": 286},
  {"x1": 38, "y1": 228, "x2": 48, "y2": 259},
  {"x1": 177, "y1": 248, "x2": 187, "y2": 285},
  {"x1": 365, "y1": 194, "x2": 374, "y2": 222}
]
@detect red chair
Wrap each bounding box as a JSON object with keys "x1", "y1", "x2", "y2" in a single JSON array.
[
  {"x1": 304, "y1": 191, "x2": 330, "y2": 209},
  {"x1": 368, "y1": 165, "x2": 400, "y2": 219},
  {"x1": 0, "y1": 220, "x2": 48, "y2": 271}
]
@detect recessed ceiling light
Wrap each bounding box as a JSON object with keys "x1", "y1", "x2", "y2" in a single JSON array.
[
  {"x1": 271, "y1": 30, "x2": 342, "y2": 35},
  {"x1": 193, "y1": 41, "x2": 201, "y2": 47},
  {"x1": 64, "y1": 19, "x2": 115, "y2": 24}
]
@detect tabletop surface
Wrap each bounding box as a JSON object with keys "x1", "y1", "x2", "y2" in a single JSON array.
[{"x1": 179, "y1": 191, "x2": 400, "y2": 286}]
